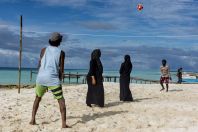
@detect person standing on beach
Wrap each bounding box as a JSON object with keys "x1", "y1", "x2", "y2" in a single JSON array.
[
  {"x1": 86, "y1": 49, "x2": 104, "y2": 107},
  {"x1": 160, "y1": 59, "x2": 171, "y2": 92},
  {"x1": 119, "y1": 55, "x2": 133, "y2": 101},
  {"x1": 177, "y1": 67, "x2": 183, "y2": 84},
  {"x1": 29, "y1": 32, "x2": 70, "y2": 128}
]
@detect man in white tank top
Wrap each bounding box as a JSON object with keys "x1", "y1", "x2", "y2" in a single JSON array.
[
  {"x1": 30, "y1": 32, "x2": 70, "y2": 128},
  {"x1": 160, "y1": 59, "x2": 171, "y2": 92}
]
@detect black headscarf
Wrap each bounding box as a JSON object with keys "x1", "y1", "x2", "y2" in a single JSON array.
[
  {"x1": 91, "y1": 49, "x2": 103, "y2": 73},
  {"x1": 120, "y1": 55, "x2": 132, "y2": 75},
  {"x1": 124, "y1": 55, "x2": 132, "y2": 68},
  {"x1": 91, "y1": 49, "x2": 101, "y2": 60}
]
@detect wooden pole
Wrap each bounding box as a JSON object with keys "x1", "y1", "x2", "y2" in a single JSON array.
[
  {"x1": 77, "y1": 72, "x2": 78, "y2": 84},
  {"x1": 69, "y1": 72, "x2": 71, "y2": 84},
  {"x1": 63, "y1": 74, "x2": 65, "y2": 83},
  {"x1": 18, "y1": 15, "x2": 23, "y2": 94},
  {"x1": 30, "y1": 70, "x2": 32, "y2": 81},
  {"x1": 82, "y1": 78, "x2": 84, "y2": 84}
]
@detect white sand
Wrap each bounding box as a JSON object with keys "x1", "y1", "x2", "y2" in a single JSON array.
[{"x1": 0, "y1": 83, "x2": 198, "y2": 132}]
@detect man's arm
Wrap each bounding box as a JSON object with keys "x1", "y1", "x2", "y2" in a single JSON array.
[
  {"x1": 38, "y1": 48, "x2": 46, "y2": 69},
  {"x1": 168, "y1": 66, "x2": 172, "y2": 80},
  {"x1": 160, "y1": 66, "x2": 163, "y2": 74},
  {"x1": 59, "y1": 51, "x2": 65, "y2": 81}
]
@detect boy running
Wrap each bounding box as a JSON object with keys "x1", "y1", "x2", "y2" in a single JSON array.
[{"x1": 29, "y1": 32, "x2": 70, "y2": 128}]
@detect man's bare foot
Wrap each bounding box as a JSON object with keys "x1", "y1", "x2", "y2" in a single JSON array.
[
  {"x1": 62, "y1": 124, "x2": 71, "y2": 128},
  {"x1": 160, "y1": 88, "x2": 165, "y2": 91},
  {"x1": 29, "y1": 120, "x2": 36, "y2": 125},
  {"x1": 66, "y1": 125, "x2": 71, "y2": 128}
]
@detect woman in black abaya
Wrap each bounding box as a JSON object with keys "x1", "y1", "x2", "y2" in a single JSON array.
[
  {"x1": 119, "y1": 55, "x2": 133, "y2": 101},
  {"x1": 86, "y1": 49, "x2": 104, "y2": 107}
]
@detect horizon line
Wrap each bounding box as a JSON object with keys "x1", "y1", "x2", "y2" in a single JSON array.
[{"x1": 22, "y1": 30, "x2": 198, "y2": 38}]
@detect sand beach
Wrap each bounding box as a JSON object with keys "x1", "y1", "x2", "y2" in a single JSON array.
[{"x1": 0, "y1": 83, "x2": 198, "y2": 132}]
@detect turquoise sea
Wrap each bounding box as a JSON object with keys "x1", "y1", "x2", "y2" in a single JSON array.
[{"x1": 0, "y1": 67, "x2": 181, "y2": 85}]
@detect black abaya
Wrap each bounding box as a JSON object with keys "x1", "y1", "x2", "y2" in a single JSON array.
[
  {"x1": 86, "y1": 56, "x2": 104, "y2": 107},
  {"x1": 119, "y1": 56, "x2": 133, "y2": 101}
]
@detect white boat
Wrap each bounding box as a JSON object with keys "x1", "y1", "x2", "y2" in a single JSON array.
[{"x1": 182, "y1": 73, "x2": 197, "y2": 79}]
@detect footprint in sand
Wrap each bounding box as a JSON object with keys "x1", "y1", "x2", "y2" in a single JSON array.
[
  {"x1": 51, "y1": 119, "x2": 59, "y2": 122},
  {"x1": 8, "y1": 107, "x2": 12, "y2": 110},
  {"x1": 17, "y1": 104, "x2": 22, "y2": 106},
  {"x1": 1, "y1": 116, "x2": 5, "y2": 120},
  {"x1": 42, "y1": 121, "x2": 50, "y2": 125},
  {"x1": 8, "y1": 116, "x2": 13, "y2": 119}
]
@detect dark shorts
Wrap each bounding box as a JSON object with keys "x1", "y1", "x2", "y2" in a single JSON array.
[{"x1": 160, "y1": 77, "x2": 169, "y2": 84}]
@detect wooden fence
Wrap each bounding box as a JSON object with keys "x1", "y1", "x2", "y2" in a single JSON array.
[{"x1": 30, "y1": 70, "x2": 160, "y2": 84}]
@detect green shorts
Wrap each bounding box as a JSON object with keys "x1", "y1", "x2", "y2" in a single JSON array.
[{"x1": 35, "y1": 84, "x2": 64, "y2": 100}]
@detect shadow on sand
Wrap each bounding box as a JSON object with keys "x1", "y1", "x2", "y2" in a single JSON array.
[
  {"x1": 105, "y1": 101, "x2": 124, "y2": 107},
  {"x1": 68, "y1": 97, "x2": 158, "y2": 127},
  {"x1": 133, "y1": 97, "x2": 158, "y2": 102},
  {"x1": 69, "y1": 110, "x2": 128, "y2": 127},
  {"x1": 106, "y1": 97, "x2": 158, "y2": 107},
  {"x1": 169, "y1": 89, "x2": 183, "y2": 92}
]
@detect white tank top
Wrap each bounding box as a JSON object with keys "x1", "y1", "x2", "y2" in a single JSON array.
[
  {"x1": 160, "y1": 65, "x2": 170, "y2": 77},
  {"x1": 36, "y1": 46, "x2": 62, "y2": 86}
]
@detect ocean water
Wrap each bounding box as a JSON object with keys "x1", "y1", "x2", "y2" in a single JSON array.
[
  {"x1": 0, "y1": 67, "x2": 179, "y2": 85},
  {"x1": 182, "y1": 79, "x2": 198, "y2": 83}
]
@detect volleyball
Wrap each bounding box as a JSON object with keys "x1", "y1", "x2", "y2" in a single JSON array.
[{"x1": 137, "y1": 4, "x2": 143, "y2": 11}]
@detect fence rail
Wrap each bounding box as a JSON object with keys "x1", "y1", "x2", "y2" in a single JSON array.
[{"x1": 30, "y1": 70, "x2": 160, "y2": 84}]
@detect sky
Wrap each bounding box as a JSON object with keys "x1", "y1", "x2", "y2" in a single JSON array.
[{"x1": 0, "y1": 0, "x2": 198, "y2": 71}]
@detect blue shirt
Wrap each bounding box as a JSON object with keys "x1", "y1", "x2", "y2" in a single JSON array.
[{"x1": 36, "y1": 46, "x2": 62, "y2": 86}]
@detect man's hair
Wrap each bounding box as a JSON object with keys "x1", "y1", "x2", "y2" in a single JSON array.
[
  {"x1": 49, "y1": 39, "x2": 62, "y2": 47},
  {"x1": 162, "y1": 59, "x2": 167, "y2": 66}
]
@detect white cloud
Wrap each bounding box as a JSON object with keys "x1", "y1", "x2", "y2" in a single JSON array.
[
  {"x1": 0, "y1": 20, "x2": 19, "y2": 33},
  {"x1": 0, "y1": 48, "x2": 39, "y2": 67},
  {"x1": 78, "y1": 21, "x2": 117, "y2": 30},
  {"x1": 0, "y1": 48, "x2": 18, "y2": 56},
  {"x1": 33, "y1": 0, "x2": 87, "y2": 7}
]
